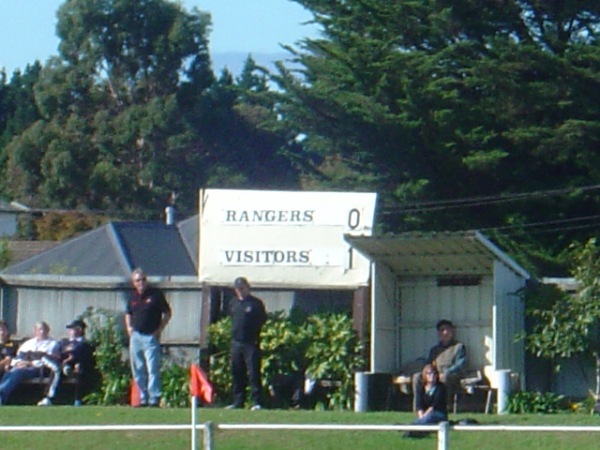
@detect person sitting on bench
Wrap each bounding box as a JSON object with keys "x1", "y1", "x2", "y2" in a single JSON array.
[
  {"x1": 404, "y1": 364, "x2": 448, "y2": 438},
  {"x1": 0, "y1": 321, "x2": 60, "y2": 406},
  {"x1": 412, "y1": 319, "x2": 466, "y2": 410},
  {"x1": 59, "y1": 319, "x2": 95, "y2": 406}
]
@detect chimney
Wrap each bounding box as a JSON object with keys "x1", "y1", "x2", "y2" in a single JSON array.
[{"x1": 165, "y1": 205, "x2": 176, "y2": 225}]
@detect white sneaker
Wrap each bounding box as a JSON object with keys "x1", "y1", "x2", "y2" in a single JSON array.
[
  {"x1": 37, "y1": 397, "x2": 52, "y2": 406},
  {"x1": 250, "y1": 404, "x2": 262, "y2": 411}
]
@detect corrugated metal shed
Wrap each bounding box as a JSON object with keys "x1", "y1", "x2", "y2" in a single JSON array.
[
  {"x1": 346, "y1": 230, "x2": 529, "y2": 278},
  {"x1": 345, "y1": 230, "x2": 530, "y2": 390}
]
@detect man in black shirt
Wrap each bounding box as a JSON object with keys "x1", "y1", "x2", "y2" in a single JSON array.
[
  {"x1": 125, "y1": 268, "x2": 172, "y2": 407},
  {"x1": 227, "y1": 277, "x2": 267, "y2": 410}
]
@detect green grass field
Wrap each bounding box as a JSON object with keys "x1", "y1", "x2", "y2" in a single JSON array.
[{"x1": 1, "y1": 406, "x2": 600, "y2": 449}]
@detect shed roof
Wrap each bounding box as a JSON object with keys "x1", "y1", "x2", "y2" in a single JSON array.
[
  {"x1": 345, "y1": 230, "x2": 530, "y2": 279},
  {"x1": 1, "y1": 220, "x2": 198, "y2": 277},
  {"x1": 0, "y1": 200, "x2": 29, "y2": 213}
]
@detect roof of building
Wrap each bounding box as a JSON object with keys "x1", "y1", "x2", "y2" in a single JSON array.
[
  {"x1": 7, "y1": 241, "x2": 61, "y2": 265},
  {"x1": 1, "y1": 219, "x2": 198, "y2": 277},
  {"x1": 0, "y1": 200, "x2": 29, "y2": 213},
  {"x1": 345, "y1": 230, "x2": 530, "y2": 279}
]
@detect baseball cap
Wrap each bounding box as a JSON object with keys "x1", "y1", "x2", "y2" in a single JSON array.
[
  {"x1": 436, "y1": 319, "x2": 454, "y2": 330},
  {"x1": 233, "y1": 277, "x2": 250, "y2": 288},
  {"x1": 66, "y1": 319, "x2": 87, "y2": 330}
]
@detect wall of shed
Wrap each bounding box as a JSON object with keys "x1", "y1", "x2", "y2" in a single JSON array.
[
  {"x1": 371, "y1": 262, "x2": 399, "y2": 372},
  {"x1": 0, "y1": 277, "x2": 202, "y2": 345},
  {"x1": 0, "y1": 211, "x2": 18, "y2": 237},
  {"x1": 492, "y1": 260, "x2": 526, "y2": 387},
  {"x1": 552, "y1": 357, "x2": 595, "y2": 398},
  {"x1": 397, "y1": 275, "x2": 494, "y2": 374}
]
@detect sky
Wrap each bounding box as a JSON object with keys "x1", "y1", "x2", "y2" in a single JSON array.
[{"x1": 0, "y1": 0, "x2": 319, "y2": 76}]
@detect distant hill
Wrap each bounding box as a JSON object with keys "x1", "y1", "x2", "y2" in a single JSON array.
[{"x1": 211, "y1": 51, "x2": 292, "y2": 77}]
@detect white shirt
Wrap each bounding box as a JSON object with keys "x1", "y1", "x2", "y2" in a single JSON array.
[{"x1": 12, "y1": 337, "x2": 59, "y2": 368}]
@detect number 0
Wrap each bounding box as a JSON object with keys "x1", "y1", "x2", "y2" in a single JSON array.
[{"x1": 348, "y1": 208, "x2": 360, "y2": 230}]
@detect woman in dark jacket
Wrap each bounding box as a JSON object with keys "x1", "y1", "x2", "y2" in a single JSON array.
[
  {"x1": 414, "y1": 363, "x2": 448, "y2": 424},
  {"x1": 405, "y1": 363, "x2": 448, "y2": 438}
]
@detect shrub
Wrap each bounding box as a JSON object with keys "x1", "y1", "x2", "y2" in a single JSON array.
[
  {"x1": 507, "y1": 391, "x2": 566, "y2": 414},
  {"x1": 79, "y1": 307, "x2": 194, "y2": 407},
  {"x1": 207, "y1": 312, "x2": 365, "y2": 410},
  {"x1": 81, "y1": 307, "x2": 130, "y2": 405},
  {"x1": 161, "y1": 363, "x2": 190, "y2": 407},
  {"x1": 303, "y1": 314, "x2": 364, "y2": 410},
  {"x1": 206, "y1": 317, "x2": 233, "y2": 404}
]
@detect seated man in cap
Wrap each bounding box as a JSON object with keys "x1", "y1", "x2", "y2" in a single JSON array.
[
  {"x1": 59, "y1": 318, "x2": 95, "y2": 406},
  {"x1": 411, "y1": 319, "x2": 466, "y2": 410}
]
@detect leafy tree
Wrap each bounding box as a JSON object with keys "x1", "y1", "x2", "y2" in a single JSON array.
[
  {"x1": 0, "y1": 239, "x2": 12, "y2": 269},
  {"x1": 2, "y1": 0, "x2": 300, "y2": 218},
  {"x1": 277, "y1": 0, "x2": 600, "y2": 275},
  {"x1": 0, "y1": 63, "x2": 43, "y2": 171},
  {"x1": 524, "y1": 238, "x2": 600, "y2": 410},
  {"x1": 34, "y1": 211, "x2": 108, "y2": 241}
]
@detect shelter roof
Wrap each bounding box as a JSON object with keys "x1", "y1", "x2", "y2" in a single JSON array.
[
  {"x1": 1, "y1": 220, "x2": 197, "y2": 277},
  {"x1": 345, "y1": 230, "x2": 530, "y2": 279}
]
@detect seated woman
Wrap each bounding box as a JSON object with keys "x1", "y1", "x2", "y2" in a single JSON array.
[{"x1": 406, "y1": 364, "x2": 448, "y2": 437}]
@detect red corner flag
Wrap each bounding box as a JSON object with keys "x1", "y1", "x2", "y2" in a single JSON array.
[
  {"x1": 130, "y1": 379, "x2": 141, "y2": 407},
  {"x1": 190, "y1": 364, "x2": 214, "y2": 404}
]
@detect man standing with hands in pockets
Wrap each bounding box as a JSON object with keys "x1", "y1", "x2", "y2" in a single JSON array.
[
  {"x1": 227, "y1": 277, "x2": 267, "y2": 410},
  {"x1": 126, "y1": 268, "x2": 172, "y2": 407}
]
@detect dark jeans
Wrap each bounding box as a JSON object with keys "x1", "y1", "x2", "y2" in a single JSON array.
[
  {"x1": 0, "y1": 363, "x2": 59, "y2": 404},
  {"x1": 231, "y1": 341, "x2": 262, "y2": 407}
]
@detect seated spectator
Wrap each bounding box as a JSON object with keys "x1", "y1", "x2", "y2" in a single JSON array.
[
  {"x1": 59, "y1": 318, "x2": 95, "y2": 406},
  {"x1": 412, "y1": 319, "x2": 466, "y2": 409},
  {"x1": 0, "y1": 321, "x2": 60, "y2": 406},
  {"x1": 404, "y1": 364, "x2": 448, "y2": 438},
  {"x1": 0, "y1": 321, "x2": 17, "y2": 375}
]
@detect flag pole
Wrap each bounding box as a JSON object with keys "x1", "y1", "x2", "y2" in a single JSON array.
[{"x1": 191, "y1": 394, "x2": 197, "y2": 450}]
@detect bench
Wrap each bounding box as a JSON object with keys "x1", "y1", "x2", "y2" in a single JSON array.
[
  {"x1": 9, "y1": 337, "x2": 97, "y2": 405},
  {"x1": 15, "y1": 369, "x2": 84, "y2": 405},
  {"x1": 388, "y1": 369, "x2": 492, "y2": 413},
  {"x1": 21, "y1": 375, "x2": 80, "y2": 387}
]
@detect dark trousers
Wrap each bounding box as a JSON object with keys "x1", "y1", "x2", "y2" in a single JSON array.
[{"x1": 231, "y1": 341, "x2": 262, "y2": 407}]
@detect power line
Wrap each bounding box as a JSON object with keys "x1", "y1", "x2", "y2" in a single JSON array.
[
  {"x1": 381, "y1": 184, "x2": 600, "y2": 214},
  {"x1": 470, "y1": 214, "x2": 600, "y2": 238},
  {"x1": 481, "y1": 214, "x2": 600, "y2": 232}
]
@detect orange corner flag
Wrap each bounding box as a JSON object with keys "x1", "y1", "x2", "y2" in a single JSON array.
[
  {"x1": 130, "y1": 379, "x2": 141, "y2": 407},
  {"x1": 190, "y1": 364, "x2": 214, "y2": 404}
]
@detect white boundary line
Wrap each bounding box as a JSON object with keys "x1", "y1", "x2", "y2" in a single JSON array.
[
  {"x1": 217, "y1": 424, "x2": 437, "y2": 430},
  {"x1": 0, "y1": 424, "x2": 191, "y2": 431},
  {"x1": 2, "y1": 421, "x2": 600, "y2": 450},
  {"x1": 453, "y1": 425, "x2": 600, "y2": 432}
]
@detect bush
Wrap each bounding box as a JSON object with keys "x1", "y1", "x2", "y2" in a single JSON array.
[
  {"x1": 161, "y1": 363, "x2": 190, "y2": 407},
  {"x1": 81, "y1": 307, "x2": 130, "y2": 405},
  {"x1": 303, "y1": 314, "x2": 364, "y2": 410},
  {"x1": 207, "y1": 312, "x2": 365, "y2": 410},
  {"x1": 507, "y1": 391, "x2": 566, "y2": 414}
]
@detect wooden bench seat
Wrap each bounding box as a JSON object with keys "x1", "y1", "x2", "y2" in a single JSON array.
[{"x1": 20, "y1": 375, "x2": 80, "y2": 386}]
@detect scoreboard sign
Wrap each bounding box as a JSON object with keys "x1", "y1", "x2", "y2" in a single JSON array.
[{"x1": 198, "y1": 189, "x2": 377, "y2": 288}]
